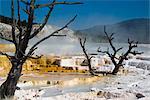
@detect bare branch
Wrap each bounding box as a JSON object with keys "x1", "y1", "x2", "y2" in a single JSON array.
[
  {"x1": 79, "y1": 37, "x2": 86, "y2": 47},
  {"x1": 79, "y1": 37, "x2": 98, "y2": 76},
  {"x1": 89, "y1": 56, "x2": 94, "y2": 60},
  {"x1": 116, "y1": 47, "x2": 123, "y2": 52},
  {"x1": 20, "y1": 0, "x2": 30, "y2": 5},
  {"x1": 17, "y1": 0, "x2": 21, "y2": 28},
  {"x1": 97, "y1": 47, "x2": 111, "y2": 57},
  {"x1": 110, "y1": 33, "x2": 115, "y2": 38},
  {"x1": 22, "y1": 0, "x2": 35, "y2": 42},
  {"x1": 114, "y1": 56, "x2": 120, "y2": 60},
  {"x1": 28, "y1": 55, "x2": 43, "y2": 59},
  {"x1": 104, "y1": 26, "x2": 116, "y2": 52},
  {"x1": 98, "y1": 26, "x2": 143, "y2": 75},
  {"x1": 34, "y1": 1, "x2": 83, "y2": 9},
  {"x1": 83, "y1": 38, "x2": 86, "y2": 46},
  {"x1": 97, "y1": 47, "x2": 101, "y2": 52},
  {"x1": 11, "y1": 0, "x2": 17, "y2": 44},
  {"x1": 23, "y1": 15, "x2": 77, "y2": 62},
  {"x1": 29, "y1": 0, "x2": 56, "y2": 39},
  {"x1": 0, "y1": 0, "x2": 82, "y2": 98},
  {"x1": 28, "y1": 15, "x2": 77, "y2": 53},
  {"x1": 17, "y1": 0, "x2": 24, "y2": 46},
  {"x1": 51, "y1": 34, "x2": 66, "y2": 37},
  {"x1": 128, "y1": 38, "x2": 134, "y2": 44},
  {"x1": 0, "y1": 51, "x2": 11, "y2": 60},
  {"x1": 79, "y1": 38, "x2": 82, "y2": 46},
  {"x1": 22, "y1": 8, "x2": 30, "y2": 15},
  {"x1": 130, "y1": 51, "x2": 144, "y2": 55},
  {"x1": 0, "y1": 33, "x2": 14, "y2": 43}
]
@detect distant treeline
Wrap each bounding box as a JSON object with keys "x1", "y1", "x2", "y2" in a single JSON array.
[{"x1": 0, "y1": 15, "x2": 38, "y2": 26}]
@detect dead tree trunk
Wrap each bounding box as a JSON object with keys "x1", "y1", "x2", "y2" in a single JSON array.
[
  {"x1": 98, "y1": 26, "x2": 143, "y2": 75},
  {"x1": 0, "y1": 0, "x2": 82, "y2": 99},
  {"x1": 79, "y1": 38, "x2": 96, "y2": 76},
  {"x1": 0, "y1": 61, "x2": 23, "y2": 98}
]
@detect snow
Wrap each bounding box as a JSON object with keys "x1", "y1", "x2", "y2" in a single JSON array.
[
  {"x1": 0, "y1": 52, "x2": 149, "y2": 100},
  {"x1": 97, "y1": 65, "x2": 114, "y2": 72},
  {"x1": 12, "y1": 64, "x2": 150, "y2": 100}
]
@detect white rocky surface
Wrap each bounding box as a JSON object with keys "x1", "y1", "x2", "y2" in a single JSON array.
[
  {"x1": 1, "y1": 22, "x2": 150, "y2": 100},
  {"x1": 13, "y1": 65, "x2": 150, "y2": 100},
  {"x1": 0, "y1": 56, "x2": 147, "y2": 100}
]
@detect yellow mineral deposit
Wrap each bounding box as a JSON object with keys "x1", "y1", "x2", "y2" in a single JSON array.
[
  {"x1": 0, "y1": 55, "x2": 11, "y2": 76},
  {"x1": 0, "y1": 44, "x2": 15, "y2": 52}
]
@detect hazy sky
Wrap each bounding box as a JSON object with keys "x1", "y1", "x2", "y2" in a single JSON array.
[{"x1": 0, "y1": 0, "x2": 149, "y2": 30}]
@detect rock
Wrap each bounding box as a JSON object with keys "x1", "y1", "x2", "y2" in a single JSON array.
[
  {"x1": 97, "y1": 90, "x2": 123, "y2": 99},
  {"x1": 117, "y1": 87, "x2": 122, "y2": 89},
  {"x1": 117, "y1": 82, "x2": 121, "y2": 84},
  {"x1": 97, "y1": 91, "x2": 103, "y2": 97},
  {"x1": 90, "y1": 87, "x2": 99, "y2": 92},
  {"x1": 16, "y1": 86, "x2": 21, "y2": 90},
  {"x1": 47, "y1": 81, "x2": 50, "y2": 84},
  {"x1": 38, "y1": 89, "x2": 43, "y2": 92},
  {"x1": 23, "y1": 80, "x2": 27, "y2": 83},
  {"x1": 104, "y1": 92, "x2": 111, "y2": 99},
  {"x1": 33, "y1": 94, "x2": 40, "y2": 97},
  {"x1": 136, "y1": 93, "x2": 145, "y2": 99}
]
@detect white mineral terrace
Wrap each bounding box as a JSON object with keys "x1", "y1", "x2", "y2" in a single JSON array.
[{"x1": 0, "y1": 56, "x2": 150, "y2": 100}]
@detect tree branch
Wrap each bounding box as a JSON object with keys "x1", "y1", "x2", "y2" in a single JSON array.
[
  {"x1": 0, "y1": 51, "x2": 11, "y2": 60},
  {"x1": 97, "y1": 26, "x2": 144, "y2": 74},
  {"x1": 34, "y1": 1, "x2": 83, "y2": 9},
  {"x1": 23, "y1": 0, "x2": 35, "y2": 40},
  {"x1": 29, "y1": 0, "x2": 56, "y2": 39},
  {"x1": 104, "y1": 26, "x2": 116, "y2": 52},
  {"x1": 116, "y1": 47, "x2": 123, "y2": 52},
  {"x1": 79, "y1": 38, "x2": 87, "y2": 55},
  {"x1": 130, "y1": 51, "x2": 143, "y2": 55},
  {"x1": 20, "y1": 0, "x2": 30, "y2": 5},
  {"x1": 51, "y1": 34, "x2": 66, "y2": 37},
  {"x1": 28, "y1": 55, "x2": 43, "y2": 59},
  {"x1": 17, "y1": 0, "x2": 24, "y2": 48},
  {"x1": 89, "y1": 56, "x2": 94, "y2": 60},
  {"x1": 16, "y1": 0, "x2": 23, "y2": 33},
  {"x1": 79, "y1": 37, "x2": 98, "y2": 76},
  {"x1": 11, "y1": 0, "x2": 17, "y2": 45},
  {"x1": 0, "y1": 33, "x2": 14, "y2": 43},
  {"x1": 22, "y1": 8, "x2": 30, "y2": 15},
  {"x1": 25, "y1": 15, "x2": 77, "y2": 61}
]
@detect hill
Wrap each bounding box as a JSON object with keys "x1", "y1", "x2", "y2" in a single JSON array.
[
  {"x1": 0, "y1": 15, "x2": 37, "y2": 26},
  {"x1": 1, "y1": 16, "x2": 149, "y2": 44},
  {"x1": 74, "y1": 18, "x2": 150, "y2": 43}
]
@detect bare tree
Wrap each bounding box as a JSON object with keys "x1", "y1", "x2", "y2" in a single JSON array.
[
  {"x1": 79, "y1": 38, "x2": 97, "y2": 76},
  {"x1": 0, "y1": 0, "x2": 82, "y2": 99},
  {"x1": 98, "y1": 26, "x2": 143, "y2": 75}
]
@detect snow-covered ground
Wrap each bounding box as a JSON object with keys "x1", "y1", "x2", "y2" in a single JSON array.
[
  {"x1": 15, "y1": 69, "x2": 150, "y2": 100},
  {"x1": 0, "y1": 56, "x2": 149, "y2": 100},
  {"x1": 13, "y1": 61, "x2": 150, "y2": 100}
]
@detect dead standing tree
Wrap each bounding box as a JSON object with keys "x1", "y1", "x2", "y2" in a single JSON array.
[
  {"x1": 0, "y1": 0, "x2": 82, "y2": 99},
  {"x1": 79, "y1": 38, "x2": 97, "y2": 76},
  {"x1": 98, "y1": 26, "x2": 143, "y2": 75}
]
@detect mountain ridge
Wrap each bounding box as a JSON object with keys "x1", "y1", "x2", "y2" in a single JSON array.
[
  {"x1": 0, "y1": 15, "x2": 149, "y2": 44},
  {"x1": 74, "y1": 18, "x2": 150, "y2": 44}
]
